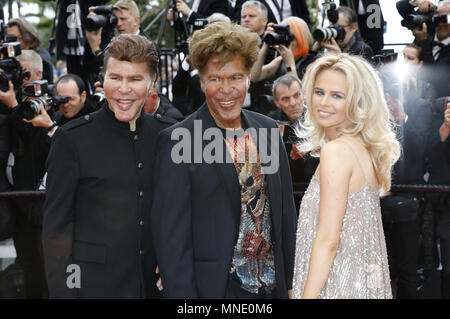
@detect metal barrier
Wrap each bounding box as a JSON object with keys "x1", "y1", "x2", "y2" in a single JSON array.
[
  {"x1": 1, "y1": 184, "x2": 449, "y2": 201},
  {"x1": 158, "y1": 48, "x2": 178, "y2": 98}
]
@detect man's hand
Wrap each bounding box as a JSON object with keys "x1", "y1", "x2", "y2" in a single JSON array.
[
  {"x1": 275, "y1": 44, "x2": 296, "y2": 71},
  {"x1": 167, "y1": 8, "x2": 176, "y2": 21},
  {"x1": 175, "y1": 0, "x2": 191, "y2": 16},
  {"x1": 440, "y1": 105, "x2": 450, "y2": 142},
  {"x1": 94, "y1": 81, "x2": 104, "y2": 94},
  {"x1": 0, "y1": 80, "x2": 19, "y2": 108},
  {"x1": 319, "y1": 37, "x2": 342, "y2": 53},
  {"x1": 23, "y1": 103, "x2": 54, "y2": 129},
  {"x1": 412, "y1": 23, "x2": 428, "y2": 41},
  {"x1": 155, "y1": 266, "x2": 163, "y2": 291},
  {"x1": 386, "y1": 93, "x2": 406, "y2": 125},
  {"x1": 86, "y1": 7, "x2": 102, "y2": 52}
]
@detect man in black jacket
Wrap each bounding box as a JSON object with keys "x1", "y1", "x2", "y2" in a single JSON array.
[
  {"x1": 152, "y1": 22, "x2": 296, "y2": 299},
  {"x1": 0, "y1": 50, "x2": 49, "y2": 298},
  {"x1": 410, "y1": 1, "x2": 450, "y2": 100},
  {"x1": 313, "y1": 6, "x2": 374, "y2": 61},
  {"x1": 339, "y1": 0, "x2": 385, "y2": 54},
  {"x1": 42, "y1": 34, "x2": 174, "y2": 298}
]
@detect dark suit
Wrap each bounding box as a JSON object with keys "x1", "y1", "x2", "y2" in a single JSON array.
[
  {"x1": 380, "y1": 95, "x2": 433, "y2": 299},
  {"x1": 187, "y1": 0, "x2": 231, "y2": 22},
  {"x1": 427, "y1": 97, "x2": 450, "y2": 298},
  {"x1": 151, "y1": 104, "x2": 297, "y2": 298},
  {"x1": 340, "y1": 0, "x2": 385, "y2": 54},
  {"x1": 233, "y1": 0, "x2": 310, "y2": 26},
  {"x1": 155, "y1": 94, "x2": 184, "y2": 122},
  {"x1": 43, "y1": 105, "x2": 174, "y2": 298}
]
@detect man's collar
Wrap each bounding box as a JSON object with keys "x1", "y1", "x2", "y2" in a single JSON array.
[{"x1": 434, "y1": 34, "x2": 450, "y2": 46}]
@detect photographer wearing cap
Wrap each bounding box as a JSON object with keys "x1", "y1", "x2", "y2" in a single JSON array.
[{"x1": 311, "y1": 6, "x2": 374, "y2": 61}]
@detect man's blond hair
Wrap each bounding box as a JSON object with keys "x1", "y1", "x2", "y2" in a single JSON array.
[{"x1": 113, "y1": 0, "x2": 140, "y2": 18}]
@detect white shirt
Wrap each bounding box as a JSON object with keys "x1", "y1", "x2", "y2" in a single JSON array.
[
  {"x1": 266, "y1": 0, "x2": 293, "y2": 23},
  {"x1": 433, "y1": 35, "x2": 450, "y2": 61}
]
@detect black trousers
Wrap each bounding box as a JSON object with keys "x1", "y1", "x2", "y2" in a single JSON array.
[
  {"x1": 381, "y1": 194, "x2": 421, "y2": 299},
  {"x1": 12, "y1": 200, "x2": 48, "y2": 299}
]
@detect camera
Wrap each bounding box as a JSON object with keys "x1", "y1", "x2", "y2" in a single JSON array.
[
  {"x1": 0, "y1": 43, "x2": 30, "y2": 92},
  {"x1": 193, "y1": 18, "x2": 208, "y2": 31},
  {"x1": 263, "y1": 24, "x2": 295, "y2": 47},
  {"x1": 401, "y1": 8, "x2": 448, "y2": 30},
  {"x1": 85, "y1": 5, "x2": 118, "y2": 32},
  {"x1": 313, "y1": 24, "x2": 346, "y2": 42},
  {"x1": 322, "y1": 0, "x2": 339, "y2": 24},
  {"x1": 21, "y1": 80, "x2": 69, "y2": 120},
  {"x1": 371, "y1": 49, "x2": 398, "y2": 66}
]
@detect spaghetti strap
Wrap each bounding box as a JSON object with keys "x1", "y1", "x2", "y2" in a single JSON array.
[{"x1": 338, "y1": 139, "x2": 368, "y2": 184}]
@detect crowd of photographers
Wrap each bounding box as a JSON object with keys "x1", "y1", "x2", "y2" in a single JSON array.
[{"x1": 0, "y1": 0, "x2": 449, "y2": 299}]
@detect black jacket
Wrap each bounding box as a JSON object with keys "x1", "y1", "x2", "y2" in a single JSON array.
[
  {"x1": 43, "y1": 105, "x2": 175, "y2": 298},
  {"x1": 155, "y1": 94, "x2": 184, "y2": 122},
  {"x1": 151, "y1": 104, "x2": 297, "y2": 298},
  {"x1": 340, "y1": 0, "x2": 384, "y2": 54}
]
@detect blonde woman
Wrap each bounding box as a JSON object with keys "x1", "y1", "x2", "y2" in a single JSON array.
[{"x1": 292, "y1": 53, "x2": 401, "y2": 299}]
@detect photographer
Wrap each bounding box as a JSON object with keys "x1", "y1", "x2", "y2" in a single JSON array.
[
  {"x1": 340, "y1": 0, "x2": 385, "y2": 55},
  {"x1": 426, "y1": 97, "x2": 450, "y2": 298},
  {"x1": 167, "y1": 0, "x2": 231, "y2": 35},
  {"x1": 409, "y1": 0, "x2": 450, "y2": 99},
  {"x1": 80, "y1": 0, "x2": 154, "y2": 95},
  {"x1": 268, "y1": 74, "x2": 318, "y2": 207},
  {"x1": 250, "y1": 17, "x2": 315, "y2": 92},
  {"x1": 0, "y1": 50, "x2": 49, "y2": 298},
  {"x1": 25, "y1": 74, "x2": 96, "y2": 134},
  {"x1": 311, "y1": 6, "x2": 374, "y2": 61},
  {"x1": 6, "y1": 18, "x2": 54, "y2": 84}
]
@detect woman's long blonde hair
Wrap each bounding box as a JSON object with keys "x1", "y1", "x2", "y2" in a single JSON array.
[{"x1": 297, "y1": 53, "x2": 401, "y2": 194}]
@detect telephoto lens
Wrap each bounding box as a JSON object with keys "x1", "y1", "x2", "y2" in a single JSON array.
[{"x1": 312, "y1": 24, "x2": 346, "y2": 42}]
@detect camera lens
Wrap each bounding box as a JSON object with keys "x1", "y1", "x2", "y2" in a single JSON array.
[
  {"x1": 85, "y1": 15, "x2": 108, "y2": 32},
  {"x1": 21, "y1": 99, "x2": 41, "y2": 120}
]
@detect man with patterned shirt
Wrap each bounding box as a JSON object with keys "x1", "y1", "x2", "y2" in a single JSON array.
[{"x1": 151, "y1": 22, "x2": 297, "y2": 299}]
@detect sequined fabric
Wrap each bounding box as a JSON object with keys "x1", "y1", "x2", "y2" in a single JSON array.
[{"x1": 292, "y1": 175, "x2": 392, "y2": 299}]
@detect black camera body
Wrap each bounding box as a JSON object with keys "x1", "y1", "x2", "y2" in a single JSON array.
[
  {"x1": 85, "y1": 5, "x2": 118, "y2": 32},
  {"x1": 263, "y1": 24, "x2": 295, "y2": 47},
  {"x1": 313, "y1": 24, "x2": 346, "y2": 42},
  {"x1": 0, "y1": 42, "x2": 30, "y2": 92},
  {"x1": 323, "y1": 0, "x2": 339, "y2": 24},
  {"x1": 21, "y1": 80, "x2": 69, "y2": 120},
  {"x1": 401, "y1": 9, "x2": 448, "y2": 31},
  {"x1": 193, "y1": 18, "x2": 208, "y2": 31}
]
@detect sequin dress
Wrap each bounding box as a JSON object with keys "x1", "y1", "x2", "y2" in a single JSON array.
[{"x1": 292, "y1": 148, "x2": 392, "y2": 299}]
